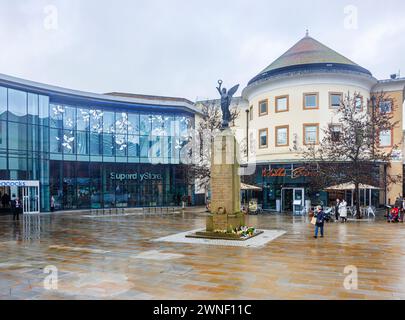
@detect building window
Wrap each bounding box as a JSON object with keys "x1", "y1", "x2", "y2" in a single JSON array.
[
  {"x1": 303, "y1": 93, "x2": 318, "y2": 110},
  {"x1": 303, "y1": 124, "x2": 319, "y2": 145},
  {"x1": 259, "y1": 128, "x2": 268, "y2": 148},
  {"x1": 379, "y1": 129, "x2": 393, "y2": 147},
  {"x1": 275, "y1": 95, "x2": 289, "y2": 113},
  {"x1": 258, "y1": 100, "x2": 268, "y2": 116},
  {"x1": 329, "y1": 124, "x2": 342, "y2": 142},
  {"x1": 354, "y1": 95, "x2": 363, "y2": 111},
  {"x1": 275, "y1": 126, "x2": 289, "y2": 147},
  {"x1": 249, "y1": 106, "x2": 253, "y2": 121},
  {"x1": 329, "y1": 92, "x2": 343, "y2": 109},
  {"x1": 379, "y1": 100, "x2": 393, "y2": 114}
]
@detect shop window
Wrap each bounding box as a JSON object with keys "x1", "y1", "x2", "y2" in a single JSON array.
[{"x1": 276, "y1": 95, "x2": 289, "y2": 113}]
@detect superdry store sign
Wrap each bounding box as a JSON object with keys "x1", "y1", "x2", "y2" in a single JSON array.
[
  {"x1": 261, "y1": 167, "x2": 314, "y2": 179},
  {"x1": 110, "y1": 172, "x2": 163, "y2": 182}
]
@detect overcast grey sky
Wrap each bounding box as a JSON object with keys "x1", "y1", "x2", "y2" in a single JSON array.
[{"x1": 1, "y1": 0, "x2": 404, "y2": 100}]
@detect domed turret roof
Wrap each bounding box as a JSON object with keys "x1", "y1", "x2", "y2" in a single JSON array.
[{"x1": 248, "y1": 35, "x2": 372, "y2": 86}]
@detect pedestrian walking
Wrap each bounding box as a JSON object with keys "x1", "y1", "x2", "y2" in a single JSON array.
[
  {"x1": 50, "y1": 196, "x2": 55, "y2": 212},
  {"x1": 314, "y1": 206, "x2": 325, "y2": 239},
  {"x1": 11, "y1": 195, "x2": 20, "y2": 221},
  {"x1": 335, "y1": 198, "x2": 340, "y2": 222},
  {"x1": 339, "y1": 199, "x2": 348, "y2": 223},
  {"x1": 1, "y1": 193, "x2": 10, "y2": 208}
]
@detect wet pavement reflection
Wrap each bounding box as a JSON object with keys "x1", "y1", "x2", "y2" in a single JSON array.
[{"x1": 0, "y1": 209, "x2": 405, "y2": 300}]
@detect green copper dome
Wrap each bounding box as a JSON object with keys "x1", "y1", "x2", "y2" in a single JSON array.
[{"x1": 248, "y1": 35, "x2": 372, "y2": 86}]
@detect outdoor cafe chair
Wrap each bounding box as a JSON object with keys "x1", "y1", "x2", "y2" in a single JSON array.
[{"x1": 367, "y1": 206, "x2": 376, "y2": 218}]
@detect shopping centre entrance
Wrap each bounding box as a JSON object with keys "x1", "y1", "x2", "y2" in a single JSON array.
[
  {"x1": 281, "y1": 188, "x2": 305, "y2": 215},
  {"x1": 0, "y1": 181, "x2": 40, "y2": 214}
]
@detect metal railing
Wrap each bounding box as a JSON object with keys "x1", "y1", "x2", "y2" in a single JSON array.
[{"x1": 89, "y1": 207, "x2": 179, "y2": 216}]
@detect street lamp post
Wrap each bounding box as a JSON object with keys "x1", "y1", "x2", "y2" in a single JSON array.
[{"x1": 245, "y1": 108, "x2": 250, "y2": 215}]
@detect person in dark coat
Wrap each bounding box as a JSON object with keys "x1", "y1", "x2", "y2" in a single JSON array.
[
  {"x1": 2, "y1": 193, "x2": 10, "y2": 208},
  {"x1": 314, "y1": 206, "x2": 326, "y2": 239},
  {"x1": 15, "y1": 197, "x2": 22, "y2": 221},
  {"x1": 335, "y1": 198, "x2": 340, "y2": 222},
  {"x1": 10, "y1": 195, "x2": 16, "y2": 220}
]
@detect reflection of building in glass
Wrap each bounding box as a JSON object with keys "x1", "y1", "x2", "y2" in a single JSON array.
[{"x1": 0, "y1": 74, "x2": 200, "y2": 211}]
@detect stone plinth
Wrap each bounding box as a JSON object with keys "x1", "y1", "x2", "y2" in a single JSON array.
[{"x1": 206, "y1": 129, "x2": 245, "y2": 232}]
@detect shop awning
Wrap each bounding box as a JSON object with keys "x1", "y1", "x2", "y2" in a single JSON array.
[
  {"x1": 325, "y1": 183, "x2": 381, "y2": 191},
  {"x1": 241, "y1": 183, "x2": 262, "y2": 191}
]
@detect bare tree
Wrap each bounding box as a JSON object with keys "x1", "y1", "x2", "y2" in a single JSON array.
[{"x1": 303, "y1": 91, "x2": 401, "y2": 217}]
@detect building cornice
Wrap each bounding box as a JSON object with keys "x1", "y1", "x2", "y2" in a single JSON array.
[
  {"x1": 242, "y1": 71, "x2": 377, "y2": 101},
  {"x1": 373, "y1": 78, "x2": 405, "y2": 102},
  {"x1": 0, "y1": 73, "x2": 202, "y2": 115}
]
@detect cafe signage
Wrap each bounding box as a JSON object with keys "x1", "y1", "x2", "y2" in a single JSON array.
[
  {"x1": 110, "y1": 172, "x2": 162, "y2": 182},
  {"x1": 262, "y1": 167, "x2": 314, "y2": 179}
]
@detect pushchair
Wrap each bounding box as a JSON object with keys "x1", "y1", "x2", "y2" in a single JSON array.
[
  {"x1": 388, "y1": 207, "x2": 400, "y2": 223},
  {"x1": 323, "y1": 207, "x2": 334, "y2": 223}
]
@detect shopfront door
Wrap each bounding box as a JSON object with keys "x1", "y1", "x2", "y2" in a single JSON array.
[
  {"x1": 22, "y1": 186, "x2": 40, "y2": 214},
  {"x1": 0, "y1": 181, "x2": 40, "y2": 214},
  {"x1": 293, "y1": 188, "x2": 305, "y2": 215}
]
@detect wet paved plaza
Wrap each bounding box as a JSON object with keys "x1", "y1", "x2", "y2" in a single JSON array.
[{"x1": 1, "y1": 209, "x2": 405, "y2": 300}]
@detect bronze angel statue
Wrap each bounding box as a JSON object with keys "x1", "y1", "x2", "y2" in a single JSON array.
[{"x1": 216, "y1": 80, "x2": 239, "y2": 130}]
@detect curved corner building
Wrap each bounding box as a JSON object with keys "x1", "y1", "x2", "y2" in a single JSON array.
[
  {"x1": 0, "y1": 73, "x2": 200, "y2": 212},
  {"x1": 237, "y1": 34, "x2": 405, "y2": 211}
]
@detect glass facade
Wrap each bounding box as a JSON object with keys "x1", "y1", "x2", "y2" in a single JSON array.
[{"x1": 0, "y1": 83, "x2": 195, "y2": 211}]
